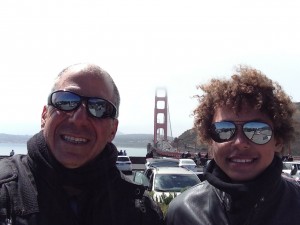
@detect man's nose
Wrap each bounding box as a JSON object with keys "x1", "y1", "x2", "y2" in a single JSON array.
[{"x1": 69, "y1": 103, "x2": 89, "y2": 121}]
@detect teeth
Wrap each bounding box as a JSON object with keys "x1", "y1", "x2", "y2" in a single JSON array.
[
  {"x1": 63, "y1": 135, "x2": 87, "y2": 144},
  {"x1": 231, "y1": 159, "x2": 253, "y2": 163}
]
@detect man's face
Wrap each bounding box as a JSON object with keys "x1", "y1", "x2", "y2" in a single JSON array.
[
  {"x1": 41, "y1": 68, "x2": 118, "y2": 168},
  {"x1": 211, "y1": 104, "x2": 282, "y2": 182}
]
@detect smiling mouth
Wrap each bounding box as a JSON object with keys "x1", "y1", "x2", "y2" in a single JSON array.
[
  {"x1": 229, "y1": 158, "x2": 256, "y2": 163},
  {"x1": 62, "y1": 135, "x2": 88, "y2": 144}
]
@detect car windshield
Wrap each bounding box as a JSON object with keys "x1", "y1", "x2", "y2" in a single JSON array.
[
  {"x1": 149, "y1": 161, "x2": 178, "y2": 167},
  {"x1": 180, "y1": 160, "x2": 195, "y2": 165},
  {"x1": 283, "y1": 163, "x2": 293, "y2": 170},
  {"x1": 154, "y1": 174, "x2": 199, "y2": 192},
  {"x1": 295, "y1": 164, "x2": 300, "y2": 170}
]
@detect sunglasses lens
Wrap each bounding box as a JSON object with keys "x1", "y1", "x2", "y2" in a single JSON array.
[
  {"x1": 88, "y1": 98, "x2": 116, "y2": 118},
  {"x1": 210, "y1": 121, "x2": 236, "y2": 143},
  {"x1": 51, "y1": 91, "x2": 80, "y2": 111},
  {"x1": 243, "y1": 122, "x2": 272, "y2": 144},
  {"x1": 49, "y1": 91, "x2": 117, "y2": 119}
]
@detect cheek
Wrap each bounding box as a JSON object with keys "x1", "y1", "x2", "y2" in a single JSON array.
[
  {"x1": 95, "y1": 121, "x2": 115, "y2": 139},
  {"x1": 211, "y1": 142, "x2": 228, "y2": 158},
  {"x1": 43, "y1": 110, "x2": 64, "y2": 139}
]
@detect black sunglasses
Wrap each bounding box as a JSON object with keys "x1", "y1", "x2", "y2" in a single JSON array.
[
  {"x1": 48, "y1": 90, "x2": 117, "y2": 119},
  {"x1": 209, "y1": 121, "x2": 273, "y2": 145}
]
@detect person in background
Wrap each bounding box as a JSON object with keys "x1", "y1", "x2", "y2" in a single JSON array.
[
  {"x1": 0, "y1": 63, "x2": 163, "y2": 225},
  {"x1": 186, "y1": 151, "x2": 191, "y2": 158},
  {"x1": 146, "y1": 150, "x2": 153, "y2": 158},
  {"x1": 165, "y1": 65, "x2": 300, "y2": 225},
  {"x1": 9, "y1": 149, "x2": 14, "y2": 156}
]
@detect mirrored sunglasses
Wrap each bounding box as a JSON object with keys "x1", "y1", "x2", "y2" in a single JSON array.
[
  {"x1": 209, "y1": 121, "x2": 273, "y2": 145},
  {"x1": 48, "y1": 90, "x2": 117, "y2": 119}
]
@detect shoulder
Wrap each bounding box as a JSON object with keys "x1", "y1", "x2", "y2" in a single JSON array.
[
  {"x1": 137, "y1": 192, "x2": 164, "y2": 225},
  {"x1": 266, "y1": 177, "x2": 300, "y2": 223},
  {"x1": 167, "y1": 181, "x2": 213, "y2": 215},
  {"x1": 113, "y1": 170, "x2": 147, "y2": 198},
  {"x1": 0, "y1": 155, "x2": 34, "y2": 201},
  {"x1": 0, "y1": 156, "x2": 21, "y2": 184},
  {"x1": 0, "y1": 156, "x2": 24, "y2": 212},
  {"x1": 113, "y1": 172, "x2": 164, "y2": 224},
  {"x1": 281, "y1": 176, "x2": 300, "y2": 196},
  {"x1": 166, "y1": 181, "x2": 220, "y2": 225},
  {"x1": 169, "y1": 181, "x2": 213, "y2": 207}
]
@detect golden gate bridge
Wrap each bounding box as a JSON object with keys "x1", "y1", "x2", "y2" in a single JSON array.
[{"x1": 150, "y1": 87, "x2": 186, "y2": 158}]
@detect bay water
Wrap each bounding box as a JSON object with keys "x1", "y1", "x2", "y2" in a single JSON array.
[{"x1": 0, "y1": 143, "x2": 147, "y2": 157}]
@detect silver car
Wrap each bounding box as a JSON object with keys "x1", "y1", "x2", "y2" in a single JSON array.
[{"x1": 116, "y1": 156, "x2": 133, "y2": 174}]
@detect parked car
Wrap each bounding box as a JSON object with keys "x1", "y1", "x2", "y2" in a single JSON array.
[
  {"x1": 116, "y1": 156, "x2": 132, "y2": 174},
  {"x1": 179, "y1": 158, "x2": 197, "y2": 172},
  {"x1": 282, "y1": 161, "x2": 300, "y2": 176},
  {"x1": 133, "y1": 167, "x2": 200, "y2": 202},
  {"x1": 145, "y1": 157, "x2": 179, "y2": 169},
  {"x1": 282, "y1": 161, "x2": 300, "y2": 184}
]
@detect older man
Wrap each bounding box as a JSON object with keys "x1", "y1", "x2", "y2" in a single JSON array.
[{"x1": 0, "y1": 63, "x2": 163, "y2": 225}]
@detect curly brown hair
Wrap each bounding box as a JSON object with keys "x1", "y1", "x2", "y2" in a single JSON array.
[{"x1": 193, "y1": 65, "x2": 296, "y2": 153}]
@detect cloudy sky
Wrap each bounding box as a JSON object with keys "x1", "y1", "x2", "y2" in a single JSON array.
[{"x1": 1, "y1": 0, "x2": 299, "y2": 138}]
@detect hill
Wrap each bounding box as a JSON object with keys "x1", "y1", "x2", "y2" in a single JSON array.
[
  {"x1": 113, "y1": 134, "x2": 154, "y2": 148},
  {"x1": 0, "y1": 133, "x2": 32, "y2": 143}
]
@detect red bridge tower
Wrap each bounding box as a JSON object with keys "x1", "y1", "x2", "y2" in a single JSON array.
[{"x1": 154, "y1": 88, "x2": 168, "y2": 145}]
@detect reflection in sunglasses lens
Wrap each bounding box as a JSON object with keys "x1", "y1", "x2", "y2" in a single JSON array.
[
  {"x1": 210, "y1": 121, "x2": 272, "y2": 145},
  {"x1": 53, "y1": 92, "x2": 80, "y2": 111},
  {"x1": 243, "y1": 122, "x2": 272, "y2": 144},
  {"x1": 49, "y1": 91, "x2": 117, "y2": 119}
]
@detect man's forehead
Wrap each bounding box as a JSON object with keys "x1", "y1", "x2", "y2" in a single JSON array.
[
  {"x1": 59, "y1": 68, "x2": 109, "y2": 84},
  {"x1": 57, "y1": 69, "x2": 113, "y2": 98}
]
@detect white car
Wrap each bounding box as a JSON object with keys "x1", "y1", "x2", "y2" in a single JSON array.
[
  {"x1": 133, "y1": 167, "x2": 200, "y2": 202},
  {"x1": 116, "y1": 156, "x2": 132, "y2": 174},
  {"x1": 145, "y1": 157, "x2": 179, "y2": 169},
  {"x1": 179, "y1": 158, "x2": 197, "y2": 172},
  {"x1": 282, "y1": 161, "x2": 300, "y2": 175}
]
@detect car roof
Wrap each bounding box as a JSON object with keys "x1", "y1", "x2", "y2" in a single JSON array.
[
  {"x1": 117, "y1": 156, "x2": 130, "y2": 159},
  {"x1": 153, "y1": 167, "x2": 196, "y2": 175},
  {"x1": 283, "y1": 161, "x2": 300, "y2": 164},
  {"x1": 146, "y1": 157, "x2": 179, "y2": 162},
  {"x1": 179, "y1": 158, "x2": 195, "y2": 162}
]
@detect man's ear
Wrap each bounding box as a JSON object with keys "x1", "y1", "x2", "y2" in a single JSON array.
[
  {"x1": 41, "y1": 106, "x2": 48, "y2": 129},
  {"x1": 109, "y1": 119, "x2": 119, "y2": 142}
]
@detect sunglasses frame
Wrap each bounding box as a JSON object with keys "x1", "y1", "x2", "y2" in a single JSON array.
[
  {"x1": 48, "y1": 90, "x2": 117, "y2": 119},
  {"x1": 209, "y1": 121, "x2": 273, "y2": 145}
]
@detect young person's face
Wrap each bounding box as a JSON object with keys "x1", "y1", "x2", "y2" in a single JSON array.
[
  {"x1": 211, "y1": 104, "x2": 282, "y2": 182},
  {"x1": 41, "y1": 69, "x2": 118, "y2": 169}
]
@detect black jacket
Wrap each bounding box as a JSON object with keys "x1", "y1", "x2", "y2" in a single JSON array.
[
  {"x1": 166, "y1": 157, "x2": 300, "y2": 225},
  {"x1": 0, "y1": 132, "x2": 163, "y2": 225}
]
